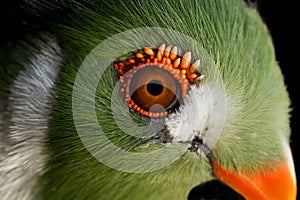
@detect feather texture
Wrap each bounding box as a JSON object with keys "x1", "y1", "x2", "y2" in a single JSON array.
[{"x1": 0, "y1": 0, "x2": 291, "y2": 199}]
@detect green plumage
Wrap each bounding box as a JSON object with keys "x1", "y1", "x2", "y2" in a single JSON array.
[{"x1": 1, "y1": 0, "x2": 291, "y2": 199}]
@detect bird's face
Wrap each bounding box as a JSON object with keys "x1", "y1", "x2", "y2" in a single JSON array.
[
  {"x1": 63, "y1": 28, "x2": 227, "y2": 199},
  {"x1": 0, "y1": 0, "x2": 296, "y2": 199},
  {"x1": 67, "y1": 26, "x2": 295, "y2": 199}
]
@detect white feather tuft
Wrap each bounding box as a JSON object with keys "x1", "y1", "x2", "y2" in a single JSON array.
[{"x1": 165, "y1": 82, "x2": 226, "y2": 150}]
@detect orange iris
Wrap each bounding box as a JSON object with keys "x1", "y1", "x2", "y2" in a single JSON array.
[{"x1": 129, "y1": 64, "x2": 182, "y2": 113}]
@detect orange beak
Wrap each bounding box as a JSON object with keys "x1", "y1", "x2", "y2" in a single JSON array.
[{"x1": 204, "y1": 138, "x2": 297, "y2": 200}]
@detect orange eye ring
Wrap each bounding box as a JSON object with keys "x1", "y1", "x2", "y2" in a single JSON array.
[{"x1": 114, "y1": 44, "x2": 204, "y2": 118}]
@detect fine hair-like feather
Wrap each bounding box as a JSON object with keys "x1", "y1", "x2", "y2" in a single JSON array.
[{"x1": 0, "y1": 0, "x2": 291, "y2": 199}]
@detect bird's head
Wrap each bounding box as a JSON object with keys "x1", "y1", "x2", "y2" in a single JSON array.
[{"x1": 0, "y1": 0, "x2": 296, "y2": 199}]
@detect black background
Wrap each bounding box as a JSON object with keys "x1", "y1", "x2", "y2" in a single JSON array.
[{"x1": 0, "y1": 0, "x2": 298, "y2": 197}]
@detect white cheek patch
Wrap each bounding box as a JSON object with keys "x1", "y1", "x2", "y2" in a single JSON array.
[
  {"x1": 0, "y1": 35, "x2": 62, "y2": 200},
  {"x1": 165, "y1": 83, "x2": 226, "y2": 149}
]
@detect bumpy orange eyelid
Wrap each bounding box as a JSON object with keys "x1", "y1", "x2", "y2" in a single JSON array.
[
  {"x1": 114, "y1": 44, "x2": 204, "y2": 87},
  {"x1": 114, "y1": 44, "x2": 204, "y2": 118}
]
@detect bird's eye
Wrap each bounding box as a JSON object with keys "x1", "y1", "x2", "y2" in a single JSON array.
[{"x1": 114, "y1": 44, "x2": 204, "y2": 118}]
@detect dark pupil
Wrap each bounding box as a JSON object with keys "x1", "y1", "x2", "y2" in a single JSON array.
[{"x1": 146, "y1": 80, "x2": 163, "y2": 96}]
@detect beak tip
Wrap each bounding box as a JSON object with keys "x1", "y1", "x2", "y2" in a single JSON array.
[{"x1": 203, "y1": 136, "x2": 297, "y2": 200}]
